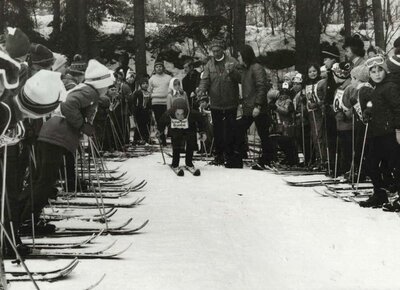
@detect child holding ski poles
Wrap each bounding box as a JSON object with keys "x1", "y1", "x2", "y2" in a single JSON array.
[
  {"x1": 358, "y1": 55, "x2": 400, "y2": 208},
  {"x1": 156, "y1": 98, "x2": 207, "y2": 176}
]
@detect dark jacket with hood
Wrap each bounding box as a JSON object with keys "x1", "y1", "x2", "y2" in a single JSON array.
[{"x1": 38, "y1": 83, "x2": 100, "y2": 153}]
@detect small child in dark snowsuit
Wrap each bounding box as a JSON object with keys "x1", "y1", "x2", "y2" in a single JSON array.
[
  {"x1": 157, "y1": 98, "x2": 207, "y2": 170},
  {"x1": 131, "y1": 78, "x2": 152, "y2": 144}
]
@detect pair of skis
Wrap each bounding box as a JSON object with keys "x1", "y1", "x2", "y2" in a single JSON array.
[{"x1": 170, "y1": 165, "x2": 200, "y2": 176}]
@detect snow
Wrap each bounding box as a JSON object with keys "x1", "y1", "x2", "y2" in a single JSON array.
[{"x1": 7, "y1": 152, "x2": 400, "y2": 289}]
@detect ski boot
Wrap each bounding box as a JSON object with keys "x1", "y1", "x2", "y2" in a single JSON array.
[{"x1": 359, "y1": 188, "x2": 388, "y2": 208}]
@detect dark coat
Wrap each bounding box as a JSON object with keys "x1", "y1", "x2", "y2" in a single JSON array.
[
  {"x1": 229, "y1": 63, "x2": 269, "y2": 116},
  {"x1": 198, "y1": 55, "x2": 239, "y2": 110},
  {"x1": 38, "y1": 84, "x2": 100, "y2": 153},
  {"x1": 182, "y1": 69, "x2": 200, "y2": 98},
  {"x1": 361, "y1": 73, "x2": 400, "y2": 137},
  {"x1": 158, "y1": 109, "x2": 206, "y2": 151}
]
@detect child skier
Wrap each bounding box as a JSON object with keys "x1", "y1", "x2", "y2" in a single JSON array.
[
  {"x1": 157, "y1": 98, "x2": 207, "y2": 176},
  {"x1": 358, "y1": 55, "x2": 400, "y2": 208},
  {"x1": 131, "y1": 77, "x2": 152, "y2": 144}
]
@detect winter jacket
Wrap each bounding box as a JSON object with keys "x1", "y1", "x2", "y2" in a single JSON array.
[
  {"x1": 198, "y1": 55, "x2": 239, "y2": 110},
  {"x1": 229, "y1": 63, "x2": 269, "y2": 116},
  {"x1": 130, "y1": 90, "x2": 152, "y2": 114},
  {"x1": 38, "y1": 83, "x2": 100, "y2": 153},
  {"x1": 149, "y1": 73, "x2": 172, "y2": 106},
  {"x1": 182, "y1": 69, "x2": 200, "y2": 98},
  {"x1": 362, "y1": 73, "x2": 400, "y2": 137},
  {"x1": 157, "y1": 109, "x2": 206, "y2": 151}
]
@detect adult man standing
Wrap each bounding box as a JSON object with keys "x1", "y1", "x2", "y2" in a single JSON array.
[{"x1": 198, "y1": 38, "x2": 240, "y2": 167}]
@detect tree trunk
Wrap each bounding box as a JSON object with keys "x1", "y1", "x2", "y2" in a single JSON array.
[
  {"x1": 77, "y1": 0, "x2": 88, "y2": 58},
  {"x1": 53, "y1": 0, "x2": 61, "y2": 36},
  {"x1": 0, "y1": 0, "x2": 5, "y2": 32},
  {"x1": 372, "y1": 0, "x2": 385, "y2": 50},
  {"x1": 359, "y1": 0, "x2": 368, "y2": 27},
  {"x1": 232, "y1": 0, "x2": 246, "y2": 57},
  {"x1": 262, "y1": 0, "x2": 267, "y2": 27},
  {"x1": 134, "y1": 0, "x2": 147, "y2": 79},
  {"x1": 342, "y1": 0, "x2": 351, "y2": 37},
  {"x1": 295, "y1": 0, "x2": 320, "y2": 74}
]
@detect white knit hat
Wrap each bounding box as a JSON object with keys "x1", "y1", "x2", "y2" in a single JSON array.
[
  {"x1": 84, "y1": 59, "x2": 114, "y2": 89},
  {"x1": 14, "y1": 70, "x2": 65, "y2": 118},
  {"x1": 0, "y1": 49, "x2": 21, "y2": 89}
]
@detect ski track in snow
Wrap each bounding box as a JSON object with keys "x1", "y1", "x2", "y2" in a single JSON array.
[{"x1": 8, "y1": 153, "x2": 400, "y2": 290}]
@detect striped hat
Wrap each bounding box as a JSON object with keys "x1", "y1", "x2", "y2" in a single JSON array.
[
  {"x1": 386, "y1": 54, "x2": 400, "y2": 73},
  {"x1": 15, "y1": 70, "x2": 64, "y2": 118},
  {"x1": 84, "y1": 59, "x2": 114, "y2": 89}
]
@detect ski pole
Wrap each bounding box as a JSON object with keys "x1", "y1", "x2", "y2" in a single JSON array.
[
  {"x1": 334, "y1": 134, "x2": 339, "y2": 181},
  {"x1": 351, "y1": 113, "x2": 355, "y2": 187},
  {"x1": 1, "y1": 145, "x2": 7, "y2": 249},
  {"x1": 323, "y1": 113, "x2": 331, "y2": 175},
  {"x1": 301, "y1": 103, "x2": 306, "y2": 166},
  {"x1": 0, "y1": 220, "x2": 40, "y2": 290},
  {"x1": 355, "y1": 123, "x2": 369, "y2": 192},
  {"x1": 311, "y1": 110, "x2": 323, "y2": 166}
]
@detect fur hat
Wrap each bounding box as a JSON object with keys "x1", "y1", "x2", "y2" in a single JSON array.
[
  {"x1": 15, "y1": 70, "x2": 64, "y2": 118},
  {"x1": 171, "y1": 97, "x2": 189, "y2": 117},
  {"x1": 30, "y1": 44, "x2": 55, "y2": 68},
  {"x1": 0, "y1": 49, "x2": 21, "y2": 89},
  {"x1": 4, "y1": 27, "x2": 30, "y2": 59},
  {"x1": 332, "y1": 62, "x2": 352, "y2": 79},
  {"x1": 342, "y1": 35, "x2": 365, "y2": 57},
  {"x1": 321, "y1": 42, "x2": 340, "y2": 60},
  {"x1": 84, "y1": 59, "x2": 114, "y2": 89},
  {"x1": 386, "y1": 54, "x2": 400, "y2": 74},
  {"x1": 350, "y1": 65, "x2": 369, "y2": 82}
]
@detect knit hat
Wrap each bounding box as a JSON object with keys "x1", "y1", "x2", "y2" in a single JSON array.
[
  {"x1": 350, "y1": 65, "x2": 369, "y2": 82},
  {"x1": 293, "y1": 73, "x2": 303, "y2": 84},
  {"x1": 5, "y1": 27, "x2": 30, "y2": 59},
  {"x1": 52, "y1": 53, "x2": 68, "y2": 72},
  {"x1": 321, "y1": 42, "x2": 340, "y2": 59},
  {"x1": 84, "y1": 59, "x2": 114, "y2": 89},
  {"x1": 68, "y1": 60, "x2": 87, "y2": 76},
  {"x1": 30, "y1": 44, "x2": 55, "y2": 68},
  {"x1": 394, "y1": 37, "x2": 400, "y2": 49},
  {"x1": 171, "y1": 97, "x2": 189, "y2": 117},
  {"x1": 386, "y1": 54, "x2": 400, "y2": 73},
  {"x1": 154, "y1": 59, "x2": 164, "y2": 68},
  {"x1": 332, "y1": 62, "x2": 352, "y2": 79},
  {"x1": 342, "y1": 35, "x2": 365, "y2": 57},
  {"x1": 210, "y1": 38, "x2": 225, "y2": 49},
  {"x1": 0, "y1": 49, "x2": 21, "y2": 89},
  {"x1": 15, "y1": 70, "x2": 64, "y2": 118}
]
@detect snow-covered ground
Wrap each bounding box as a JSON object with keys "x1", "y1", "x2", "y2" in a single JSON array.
[{"x1": 7, "y1": 152, "x2": 400, "y2": 290}]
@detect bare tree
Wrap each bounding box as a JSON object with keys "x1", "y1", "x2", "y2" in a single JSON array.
[
  {"x1": 372, "y1": 0, "x2": 385, "y2": 49},
  {"x1": 134, "y1": 0, "x2": 147, "y2": 79},
  {"x1": 232, "y1": 0, "x2": 246, "y2": 57},
  {"x1": 53, "y1": 0, "x2": 61, "y2": 36},
  {"x1": 342, "y1": 0, "x2": 351, "y2": 37},
  {"x1": 295, "y1": 0, "x2": 320, "y2": 73}
]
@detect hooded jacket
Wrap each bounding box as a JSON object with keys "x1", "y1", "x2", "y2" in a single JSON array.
[
  {"x1": 38, "y1": 83, "x2": 100, "y2": 153},
  {"x1": 166, "y1": 78, "x2": 189, "y2": 110}
]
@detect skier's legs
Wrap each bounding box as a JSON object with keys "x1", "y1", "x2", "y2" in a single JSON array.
[{"x1": 254, "y1": 113, "x2": 273, "y2": 165}]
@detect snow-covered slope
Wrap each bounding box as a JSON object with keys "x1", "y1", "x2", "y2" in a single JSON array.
[{"x1": 9, "y1": 153, "x2": 400, "y2": 289}]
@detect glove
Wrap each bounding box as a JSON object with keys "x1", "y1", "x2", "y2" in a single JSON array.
[
  {"x1": 362, "y1": 107, "x2": 373, "y2": 122},
  {"x1": 252, "y1": 106, "x2": 261, "y2": 118},
  {"x1": 396, "y1": 129, "x2": 400, "y2": 145},
  {"x1": 199, "y1": 132, "x2": 207, "y2": 142},
  {"x1": 81, "y1": 123, "x2": 95, "y2": 136},
  {"x1": 349, "y1": 96, "x2": 358, "y2": 106},
  {"x1": 308, "y1": 102, "x2": 318, "y2": 110}
]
